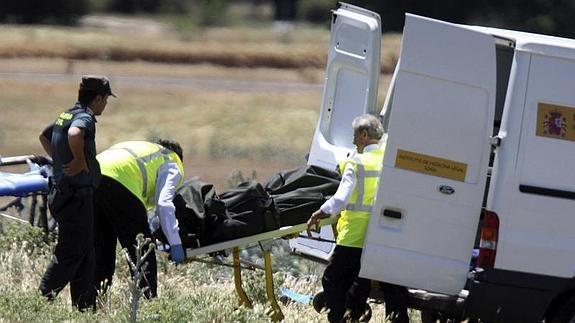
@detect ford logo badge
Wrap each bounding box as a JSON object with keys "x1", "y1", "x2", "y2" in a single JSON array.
[{"x1": 438, "y1": 185, "x2": 455, "y2": 195}]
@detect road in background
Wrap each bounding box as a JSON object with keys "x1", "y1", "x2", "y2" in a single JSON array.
[{"x1": 0, "y1": 71, "x2": 323, "y2": 93}]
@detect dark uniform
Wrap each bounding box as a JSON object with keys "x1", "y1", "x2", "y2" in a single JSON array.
[{"x1": 39, "y1": 103, "x2": 100, "y2": 310}]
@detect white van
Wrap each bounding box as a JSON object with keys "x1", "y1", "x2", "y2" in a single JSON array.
[{"x1": 296, "y1": 3, "x2": 575, "y2": 322}]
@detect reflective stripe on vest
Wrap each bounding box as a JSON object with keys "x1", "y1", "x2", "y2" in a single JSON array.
[
  {"x1": 345, "y1": 157, "x2": 381, "y2": 213},
  {"x1": 97, "y1": 141, "x2": 184, "y2": 209},
  {"x1": 114, "y1": 146, "x2": 171, "y2": 198},
  {"x1": 336, "y1": 146, "x2": 385, "y2": 248}
]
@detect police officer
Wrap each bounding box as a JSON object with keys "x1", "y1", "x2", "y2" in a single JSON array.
[
  {"x1": 307, "y1": 114, "x2": 408, "y2": 322},
  {"x1": 38, "y1": 75, "x2": 115, "y2": 310},
  {"x1": 94, "y1": 140, "x2": 185, "y2": 299}
]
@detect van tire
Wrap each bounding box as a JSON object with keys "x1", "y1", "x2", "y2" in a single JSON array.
[{"x1": 549, "y1": 293, "x2": 575, "y2": 323}]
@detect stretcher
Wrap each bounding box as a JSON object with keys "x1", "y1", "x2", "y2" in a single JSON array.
[
  {"x1": 183, "y1": 216, "x2": 338, "y2": 321},
  {"x1": 0, "y1": 155, "x2": 53, "y2": 235}
]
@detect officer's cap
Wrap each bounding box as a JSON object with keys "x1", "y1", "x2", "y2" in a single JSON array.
[{"x1": 79, "y1": 75, "x2": 116, "y2": 97}]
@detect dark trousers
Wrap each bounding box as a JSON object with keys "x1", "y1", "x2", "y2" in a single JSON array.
[
  {"x1": 39, "y1": 187, "x2": 96, "y2": 310},
  {"x1": 94, "y1": 176, "x2": 157, "y2": 298},
  {"x1": 380, "y1": 282, "x2": 409, "y2": 323},
  {"x1": 322, "y1": 245, "x2": 371, "y2": 323}
]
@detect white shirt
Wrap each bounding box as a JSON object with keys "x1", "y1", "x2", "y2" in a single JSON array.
[
  {"x1": 320, "y1": 144, "x2": 380, "y2": 215},
  {"x1": 152, "y1": 162, "x2": 183, "y2": 246}
]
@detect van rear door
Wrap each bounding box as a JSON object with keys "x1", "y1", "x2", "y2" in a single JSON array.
[
  {"x1": 290, "y1": 3, "x2": 381, "y2": 261},
  {"x1": 360, "y1": 15, "x2": 497, "y2": 294},
  {"x1": 306, "y1": 3, "x2": 381, "y2": 171}
]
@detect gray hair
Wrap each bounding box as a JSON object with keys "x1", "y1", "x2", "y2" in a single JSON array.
[{"x1": 352, "y1": 114, "x2": 383, "y2": 140}]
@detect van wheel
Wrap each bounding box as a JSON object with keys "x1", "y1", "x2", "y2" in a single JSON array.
[{"x1": 549, "y1": 294, "x2": 575, "y2": 323}]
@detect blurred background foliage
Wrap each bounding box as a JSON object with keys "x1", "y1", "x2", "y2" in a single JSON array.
[{"x1": 1, "y1": 0, "x2": 575, "y2": 37}]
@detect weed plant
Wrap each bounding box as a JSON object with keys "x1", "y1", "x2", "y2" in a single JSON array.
[{"x1": 0, "y1": 218, "x2": 425, "y2": 321}]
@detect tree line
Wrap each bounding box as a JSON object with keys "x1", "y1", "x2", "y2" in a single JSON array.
[{"x1": 1, "y1": 0, "x2": 575, "y2": 38}]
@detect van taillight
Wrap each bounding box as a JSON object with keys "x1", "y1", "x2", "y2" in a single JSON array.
[{"x1": 477, "y1": 210, "x2": 499, "y2": 268}]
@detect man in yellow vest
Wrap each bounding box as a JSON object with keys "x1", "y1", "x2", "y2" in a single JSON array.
[
  {"x1": 94, "y1": 139, "x2": 185, "y2": 299},
  {"x1": 307, "y1": 114, "x2": 407, "y2": 322}
]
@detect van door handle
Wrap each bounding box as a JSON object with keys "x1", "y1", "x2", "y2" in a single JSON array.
[{"x1": 383, "y1": 209, "x2": 402, "y2": 219}]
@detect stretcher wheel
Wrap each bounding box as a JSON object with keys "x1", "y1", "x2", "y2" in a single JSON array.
[{"x1": 312, "y1": 291, "x2": 326, "y2": 313}]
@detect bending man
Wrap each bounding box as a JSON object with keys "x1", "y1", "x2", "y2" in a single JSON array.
[{"x1": 94, "y1": 139, "x2": 185, "y2": 299}]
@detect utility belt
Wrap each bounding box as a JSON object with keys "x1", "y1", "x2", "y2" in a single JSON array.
[
  {"x1": 48, "y1": 176, "x2": 93, "y2": 191},
  {"x1": 48, "y1": 177, "x2": 93, "y2": 214}
]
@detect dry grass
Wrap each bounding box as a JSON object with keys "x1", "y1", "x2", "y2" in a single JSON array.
[
  {"x1": 0, "y1": 20, "x2": 400, "y2": 191},
  {"x1": 0, "y1": 58, "x2": 392, "y2": 190},
  {"x1": 0, "y1": 222, "x2": 423, "y2": 322},
  {"x1": 0, "y1": 74, "x2": 319, "y2": 190},
  {"x1": 0, "y1": 58, "x2": 328, "y2": 83},
  {"x1": 0, "y1": 24, "x2": 401, "y2": 72}
]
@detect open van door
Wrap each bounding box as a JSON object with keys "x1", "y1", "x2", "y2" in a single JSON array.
[
  {"x1": 290, "y1": 3, "x2": 381, "y2": 261},
  {"x1": 360, "y1": 15, "x2": 497, "y2": 294}
]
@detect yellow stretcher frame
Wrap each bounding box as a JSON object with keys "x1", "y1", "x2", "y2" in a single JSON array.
[{"x1": 184, "y1": 217, "x2": 338, "y2": 322}]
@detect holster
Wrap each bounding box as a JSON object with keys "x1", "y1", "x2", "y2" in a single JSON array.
[{"x1": 47, "y1": 179, "x2": 75, "y2": 215}]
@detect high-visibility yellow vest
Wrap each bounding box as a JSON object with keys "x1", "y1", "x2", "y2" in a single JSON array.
[
  {"x1": 97, "y1": 141, "x2": 184, "y2": 210},
  {"x1": 336, "y1": 146, "x2": 384, "y2": 248}
]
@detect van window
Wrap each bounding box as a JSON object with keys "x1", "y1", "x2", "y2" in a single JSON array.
[
  {"x1": 493, "y1": 37, "x2": 515, "y2": 136},
  {"x1": 380, "y1": 63, "x2": 398, "y2": 133}
]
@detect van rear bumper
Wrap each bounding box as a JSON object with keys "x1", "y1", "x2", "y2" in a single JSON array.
[
  {"x1": 403, "y1": 268, "x2": 575, "y2": 322},
  {"x1": 465, "y1": 268, "x2": 572, "y2": 322},
  {"x1": 368, "y1": 285, "x2": 468, "y2": 319},
  {"x1": 407, "y1": 289, "x2": 466, "y2": 319},
  {"x1": 466, "y1": 273, "x2": 547, "y2": 322}
]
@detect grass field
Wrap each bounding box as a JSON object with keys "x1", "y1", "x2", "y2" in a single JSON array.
[
  {"x1": 0, "y1": 57, "x2": 393, "y2": 191},
  {"x1": 0, "y1": 21, "x2": 399, "y2": 190},
  {"x1": 0, "y1": 63, "x2": 322, "y2": 190},
  {"x1": 0, "y1": 16, "x2": 422, "y2": 322},
  {"x1": 0, "y1": 221, "x2": 424, "y2": 322},
  {"x1": 0, "y1": 21, "x2": 401, "y2": 72}
]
